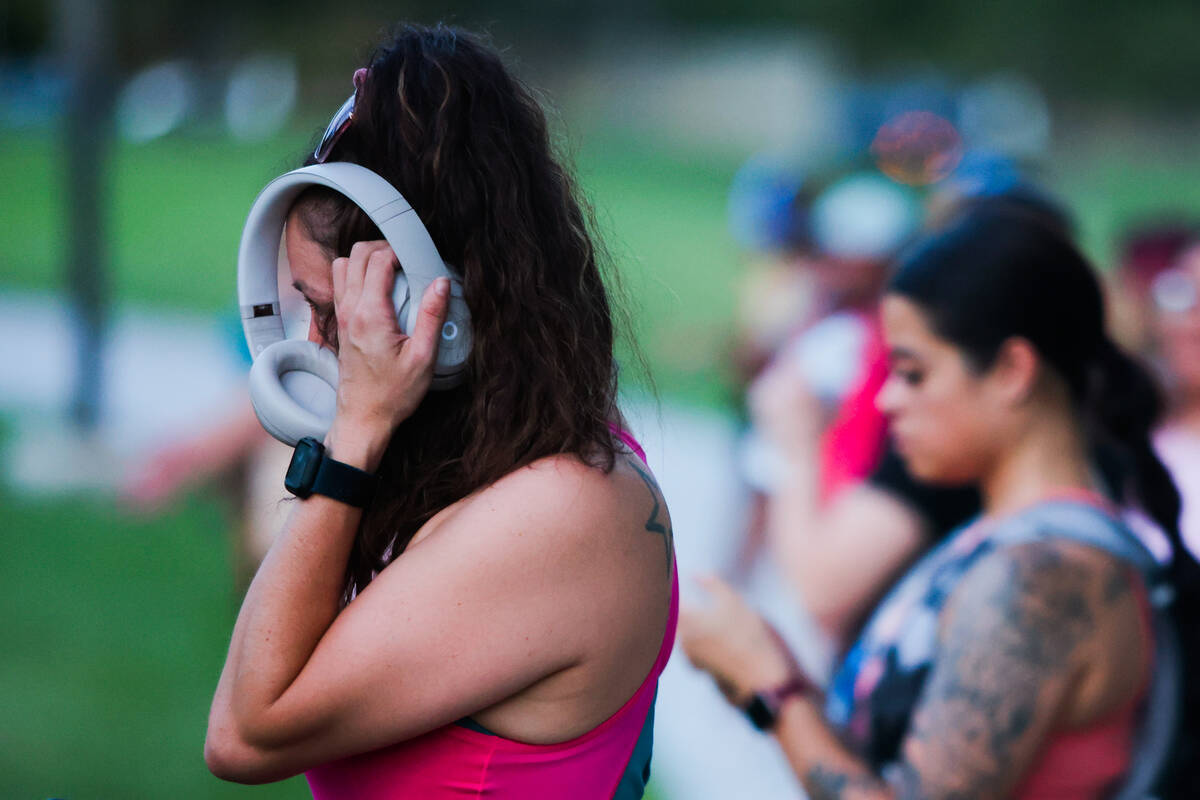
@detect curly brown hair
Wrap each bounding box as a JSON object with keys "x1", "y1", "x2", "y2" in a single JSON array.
[{"x1": 289, "y1": 23, "x2": 632, "y2": 603}]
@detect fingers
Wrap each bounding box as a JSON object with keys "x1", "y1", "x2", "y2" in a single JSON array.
[
  {"x1": 332, "y1": 257, "x2": 347, "y2": 313},
  {"x1": 333, "y1": 240, "x2": 450, "y2": 365},
  {"x1": 406, "y1": 278, "x2": 451, "y2": 367},
  {"x1": 361, "y1": 247, "x2": 400, "y2": 320},
  {"x1": 337, "y1": 240, "x2": 390, "y2": 318}
]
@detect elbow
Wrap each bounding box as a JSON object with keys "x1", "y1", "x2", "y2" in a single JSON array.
[
  {"x1": 205, "y1": 731, "x2": 251, "y2": 783},
  {"x1": 205, "y1": 730, "x2": 262, "y2": 784},
  {"x1": 204, "y1": 720, "x2": 282, "y2": 784}
]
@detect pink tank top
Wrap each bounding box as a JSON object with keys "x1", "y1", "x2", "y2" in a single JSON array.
[{"x1": 306, "y1": 429, "x2": 677, "y2": 799}]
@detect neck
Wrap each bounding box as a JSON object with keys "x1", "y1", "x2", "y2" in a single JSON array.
[{"x1": 980, "y1": 411, "x2": 1099, "y2": 518}]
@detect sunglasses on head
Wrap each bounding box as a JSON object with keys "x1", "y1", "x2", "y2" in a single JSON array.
[{"x1": 313, "y1": 68, "x2": 369, "y2": 164}]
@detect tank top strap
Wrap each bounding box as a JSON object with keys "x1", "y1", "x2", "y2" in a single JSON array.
[{"x1": 609, "y1": 422, "x2": 648, "y2": 466}]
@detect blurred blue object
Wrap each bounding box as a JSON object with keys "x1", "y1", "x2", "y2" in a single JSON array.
[
  {"x1": 0, "y1": 57, "x2": 67, "y2": 128},
  {"x1": 929, "y1": 150, "x2": 1075, "y2": 237},
  {"x1": 727, "y1": 154, "x2": 809, "y2": 253},
  {"x1": 944, "y1": 149, "x2": 1022, "y2": 198}
]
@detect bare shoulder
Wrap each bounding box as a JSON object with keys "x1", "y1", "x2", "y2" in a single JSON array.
[
  {"x1": 947, "y1": 538, "x2": 1140, "y2": 664},
  {"x1": 465, "y1": 452, "x2": 645, "y2": 527},
  {"x1": 415, "y1": 450, "x2": 672, "y2": 572},
  {"x1": 954, "y1": 538, "x2": 1140, "y2": 628}
]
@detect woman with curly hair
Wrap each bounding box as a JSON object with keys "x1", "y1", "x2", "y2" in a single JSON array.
[{"x1": 205, "y1": 24, "x2": 675, "y2": 799}]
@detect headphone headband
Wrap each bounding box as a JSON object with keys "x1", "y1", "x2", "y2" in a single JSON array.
[{"x1": 236, "y1": 162, "x2": 470, "y2": 382}]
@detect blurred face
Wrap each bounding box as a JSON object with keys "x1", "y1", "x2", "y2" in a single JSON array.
[
  {"x1": 875, "y1": 295, "x2": 1005, "y2": 485},
  {"x1": 284, "y1": 211, "x2": 338, "y2": 350},
  {"x1": 1154, "y1": 246, "x2": 1200, "y2": 392},
  {"x1": 807, "y1": 255, "x2": 887, "y2": 305}
]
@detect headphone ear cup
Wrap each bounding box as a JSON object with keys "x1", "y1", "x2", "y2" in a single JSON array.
[
  {"x1": 430, "y1": 279, "x2": 471, "y2": 389},
  {"x1": 248, "y1": 340, "x2": 339, "y2": 446}
]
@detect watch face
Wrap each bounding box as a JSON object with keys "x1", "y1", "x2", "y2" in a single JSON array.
[
  {"x1": 284, "y1": 437, "x2": 322, "y2": 498},
  {"x1": 745, "y1": 695, "x2": 776, "y2": 731}
]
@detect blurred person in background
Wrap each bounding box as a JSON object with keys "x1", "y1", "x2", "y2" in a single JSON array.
[
  {"x1": 120, "y1": 255, "x2": 306, "y2": 590},
  {"x1": 122, "y1": 399, "x2": 282, "y2": 588},
  {"x1": 733, "y1": 171, "x2": 918, "y2": 583},
  {"x1": 757, "y1": 184, "x2": 1070, "y2": 645},
  {"x1": 724, "y1": 159, "x2": 817, "y2": 581},
  {"x1": 1115, "y1": 226, "x2": 1200, "y2": 562},
  {"x1": 1145, "y1": 241, "x2": 1200, "y2": 558},
  {"x1": 726, "y1": 155, "x2": 817, "y2": 386},
  {"x1": 204, "y1": 24, "x2": 676, "y2": 797},
  {"x1": 681, "y1": 208, "x2": 1199, "y2": 798},
  {"x1": 752, "y1": 172, "x2": 919, "y2": 500},
  {"x1": 1108, "y1": 222, "x2": 1193, "y2": 354}
]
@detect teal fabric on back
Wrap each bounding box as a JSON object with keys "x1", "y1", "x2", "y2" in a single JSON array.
[{"x1": 612, "y1": 690, "x2": 656, "y2": 800}]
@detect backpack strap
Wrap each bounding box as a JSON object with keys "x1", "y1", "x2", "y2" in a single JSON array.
[{"x1": 993, "y1": 501, "x2": 1181, "y2": 799}]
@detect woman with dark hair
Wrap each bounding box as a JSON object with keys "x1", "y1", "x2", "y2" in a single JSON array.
[
  {"x1": 204, "y1": 24, "x2": 675, "y2": 797},
  {"x1": 680, "y1": 208, "x2": 1198, "y2": 798}
]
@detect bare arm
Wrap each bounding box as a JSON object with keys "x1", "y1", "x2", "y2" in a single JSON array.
[
  {"x1": 206, "y1": 241, "x2": 461, "y2": 780},
  {"x1": 769, "y1": 480, "x2": 926, "y2": 640},
  {"x1": 205, "y1": 451, "x2": 618, "y2": 783},
  {"x1": 749, "y1": 358, "x2": 928, "y2": 643},
  {"x1": 777, "y1": 541, "x2": 1130, "y2": 799},
  {"x1": 121, "y1": 398, "x2": 270, "y2": 511},
  {"x1": 682, "y1": 541, "x2": 1138, "y2": 799}
]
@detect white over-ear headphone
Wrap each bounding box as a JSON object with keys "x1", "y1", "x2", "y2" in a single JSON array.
[{"x1": 237, "y1": 162, "x2": 472, "y2": 446}]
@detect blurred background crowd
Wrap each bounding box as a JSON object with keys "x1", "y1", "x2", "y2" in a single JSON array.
[{"x1": 4, "y1": 0, "x2": 1200, "y2": 797}]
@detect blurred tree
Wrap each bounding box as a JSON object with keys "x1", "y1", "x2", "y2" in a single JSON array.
[
  {"x1": 7, "y1": 0, "x2": 1200, "y2": 113},
  {"x1": 646, "y1": 0, "x2": 1200, "y2": 109},
  {"x1": 57, "y1": 0, "x2": 114, "y2": 430}
]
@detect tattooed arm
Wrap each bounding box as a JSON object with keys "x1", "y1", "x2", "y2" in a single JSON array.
[
  {"x1": 771, "y1": 539, "x2": 1142, "y2": 800},
  {"x1": 681, "y1": 540, "x2": 1145, "y2": 800}
]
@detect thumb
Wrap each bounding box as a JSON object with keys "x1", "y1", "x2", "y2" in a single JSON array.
[{"x1": 405, "y1": 278, "x2": 451, "y2": 367}]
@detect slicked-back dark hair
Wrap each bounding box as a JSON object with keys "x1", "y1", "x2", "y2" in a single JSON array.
[{"x1": 292, "y1": 23, "x2": 624, "y2": 601}]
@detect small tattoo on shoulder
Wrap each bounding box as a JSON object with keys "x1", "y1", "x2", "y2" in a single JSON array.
[{"x1": 627, "y1": 457, "x2": 673, "y2": 570}]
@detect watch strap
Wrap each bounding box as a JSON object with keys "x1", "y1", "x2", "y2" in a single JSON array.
[
  {"x1": 311, "y1": 450, "x2": 379, "y2": 508},
  {"x1": 745, "y1": 675, "x2": 810, "y2": 732}
]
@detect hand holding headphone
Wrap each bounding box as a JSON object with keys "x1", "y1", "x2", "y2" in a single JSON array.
[{"x1": 237, "y1": 162, "x2": 472, "y2": 446}]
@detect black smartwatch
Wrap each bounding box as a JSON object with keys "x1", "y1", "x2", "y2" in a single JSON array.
[
  {"x1": 744, "y1": 676, "x2": 810, "y2": 732},
  {"x1": 284, "y1": 436, "x2": 379, "y2": 508}
]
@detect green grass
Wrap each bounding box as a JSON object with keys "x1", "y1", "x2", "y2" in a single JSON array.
[{"x1": 0, "y1": 483, "x2": 307, "y2": 799}]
